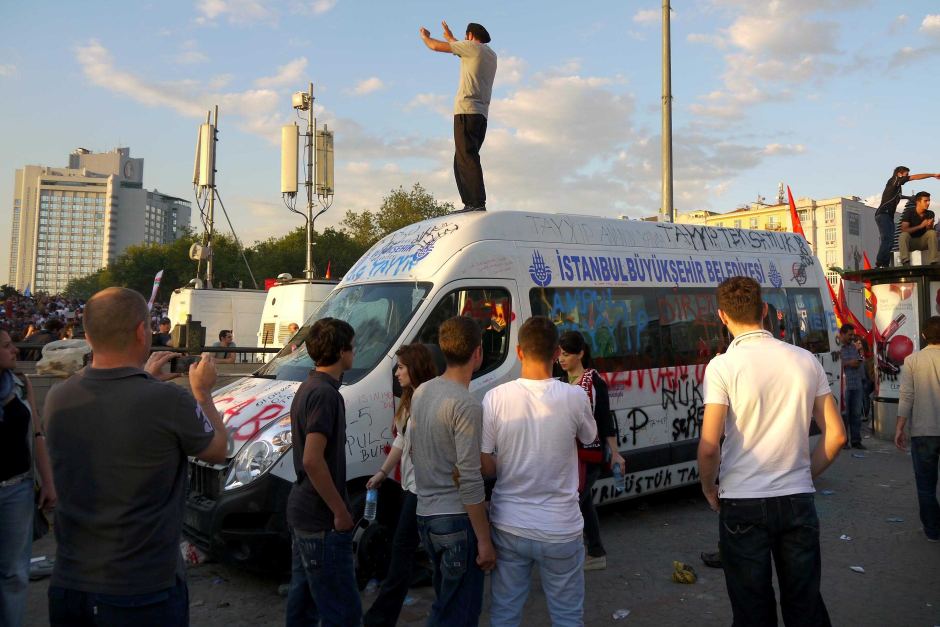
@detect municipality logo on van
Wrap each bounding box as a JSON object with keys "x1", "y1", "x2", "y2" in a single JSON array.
[{"x1": 529, "y1": 251, "x2": 553, "y2": 287}]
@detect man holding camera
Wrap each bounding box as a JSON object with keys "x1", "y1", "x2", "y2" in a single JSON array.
[{"x1": 45, "y1": 287, "x2": 228, "y2": 625}]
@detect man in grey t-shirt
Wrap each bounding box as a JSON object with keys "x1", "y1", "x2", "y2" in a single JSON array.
[
  {"x1": 410, "y1": 315, "x2": 496, "y2": 626},
  {"x1": 420, "y1": 20, "x2": 497, "y2": 212},
  {"x1": 45, "y1": 287, "x2": 228, "y2": 626}
]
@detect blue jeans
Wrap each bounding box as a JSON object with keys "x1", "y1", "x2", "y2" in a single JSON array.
[
  {"x1": 364, "y1": 491, "x2": 419, "y2": 627},
  {"x1": 286, "y1": 529, "x2": 361, "y2": 627},
  {"x1": 911, "y1": 436, "x2": 940, "y2": 540},
  {"x1": 875, "y1": 212, "x2": 896, "y2": 267},
  {"x1": 48, "y1": 576, "x2": 189, "y2": 626},
  {"x1": 842, "y1": 387, "x2": 863, "y2": 445},
  {"x1": 417, "y1": 514, "x2": 484, "y2": 627},
  {"x1": 719, "y1": 494, "x2": 831, "y2": 627},
  {"x1": 0, "y1": 479, "x2": 33, "y2": 627},
  {"x1": 490, "y1": 527, "x2": 584, "y2": 627}
]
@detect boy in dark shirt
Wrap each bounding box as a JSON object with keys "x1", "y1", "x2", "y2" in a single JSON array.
[
  {"x1": 285, "y1": 317, "x2": 360, "y2": 627},
  {"x1": 899, "y1": 192, "x2": 937, "y2": 266}
]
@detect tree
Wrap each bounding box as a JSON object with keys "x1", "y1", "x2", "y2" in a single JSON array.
[{"x1": 341, "y1": 183, "x2": 454, "y2": 248}]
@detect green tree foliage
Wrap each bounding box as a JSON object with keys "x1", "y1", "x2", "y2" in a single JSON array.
[{"x1": 340, "y1": 183, "x2": 454, "y2": 248}]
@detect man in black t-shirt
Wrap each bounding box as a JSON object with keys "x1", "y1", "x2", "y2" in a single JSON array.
[
  {"x1": 899, "y1": 192, "x2": 937, "y2": 266},
  {"x1": 874, "y1": 166, "x2": 940, "y2": 267},
  {"x1": 285, "y1": 317, "x2": 361, "y2": 627}
]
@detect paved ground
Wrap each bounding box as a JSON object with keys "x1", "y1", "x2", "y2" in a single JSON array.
[{"x1": 25, "y1": 431, "x2": 940, "y2": 626}]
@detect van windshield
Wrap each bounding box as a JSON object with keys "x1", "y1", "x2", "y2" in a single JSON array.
[{"x1": 256, "y1": 282, "x2": 431, "y2": 384}]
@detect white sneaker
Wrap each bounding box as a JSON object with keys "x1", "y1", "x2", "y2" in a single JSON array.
[{"x1": 583, "y1": 555, "x2": 607, "y2": 571}]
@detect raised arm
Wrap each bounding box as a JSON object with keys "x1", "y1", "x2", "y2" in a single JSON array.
[
  {"x1": 441, "y1": 20, "x2": 458, "y2": 42},
  {"x1": 908, "y1": 172, "x2": 940, "y2": 181},
  {"x1": 419, "y1": 26, "x2": 452, "y2": 53}
]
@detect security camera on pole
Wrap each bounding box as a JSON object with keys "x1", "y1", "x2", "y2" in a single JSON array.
[{"x1": 281, "y1": 82, "x2": 335, "y2": 279}]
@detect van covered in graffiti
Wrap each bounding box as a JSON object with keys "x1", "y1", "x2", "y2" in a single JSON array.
[{"x1": 182, "y1": 211, "x2": 840, "y2": 572}]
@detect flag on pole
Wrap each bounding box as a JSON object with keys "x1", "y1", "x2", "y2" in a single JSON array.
[
  {"x1": 825, "y1": 278, "x2": 844, "y2": 329},
  {"x1": 862, "y1": 252, "x2": 876, "y2": 319},
  {"x1": 787, "y1": 185, "x2": 806, "y2": 238},
  {"x1": 147, "y1": 270, "x2": 164, "y2": 311},
  {"x1": 324, "y1": 261, "x2": 332, "y2": 280}
]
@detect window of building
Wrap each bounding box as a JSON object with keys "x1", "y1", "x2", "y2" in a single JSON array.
[
  {"x1": 768, "y1": 216, "x2": 780, "y2": 229},
  {"x1": 734, "y1": 219, "x2": 742, "y2": 229},
  {"x1": 825, "y1": 206, "x2": 836, "y2": 222},
  {"x1": 825, "y1": 250, "x2": 836, "y2": 267},
  {"x1": 750, "y1": 217, "x2": 758, "y2": 229},
  {"x1": 825, "y1": 227, "x2": 836, "y2": 244}
]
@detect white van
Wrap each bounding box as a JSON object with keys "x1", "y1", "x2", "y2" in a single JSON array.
[
  {"x1": 257, "y1": 278, "x2": 338, "y2": 359},
  {"x1": 182, "y1": 211, "x2": 840, "y2": 572},
  {"x1": 168, "y1": 287, "x2": 266, "y2": 350}
]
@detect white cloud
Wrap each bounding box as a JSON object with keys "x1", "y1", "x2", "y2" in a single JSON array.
[
  {"x1": 348, "y1": 77, "x2": 384, "y2": 96},
  {"x1": 405, "y1": 93, "x2": 450, "y2": 117},
  {"x1": 195, "y1": 0, "x2": 273, "y2": 25},
  {"x1": 75, "y1": 39, "x2": 286, "y2": 143},
  {"x1": 175, "y1": 40, "x2": 209, "y2": 65},
  {"x1": 497, "y1": 56, "x2": 526, "y2": 85},
  {"x1": 922, "y1": 14, "x2": 940, "y2": 35},
  {"x1": 254, "y1": 57, "x2": 308, "y2": 88},
  {"x1": 0, "y1": 63, "x2": 16, "y2": 77},
  {"x1": 633, "y1": 9, "x2": 659, "y2": 24},
  {"x1": 762, "y1": 143, "x2": 805, "y2": 156},
  {"x1": 306, "y1": 0, "x2": 337, "y2": 15}
]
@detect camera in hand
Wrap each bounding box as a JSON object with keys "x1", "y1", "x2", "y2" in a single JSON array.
[{"x1": 170, "y1": 354, "x2": 201, "y2": 374}]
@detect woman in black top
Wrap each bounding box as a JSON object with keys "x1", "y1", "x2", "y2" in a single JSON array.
[
  {"x1": 557, "y1": 331, "x2": 626, "y2": 572},
  {"x1": 0, "y1": 329, "x2": 56, "y2": 627}
]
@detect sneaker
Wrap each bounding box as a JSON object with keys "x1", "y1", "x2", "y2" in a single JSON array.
[
  {"x1": 584, "y1": 555, "x2": 607, "y2": 571},
  {"x1": 700, "y1": 550, "x2": 723, "y2": 569},
  {"x1": 852, "y1": 442, "x2": 867, "y2": 450}
]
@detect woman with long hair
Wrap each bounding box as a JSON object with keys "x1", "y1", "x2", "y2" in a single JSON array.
[
  {"x1": 0, "y1": 329, "x2": 56, "y2": 626},
  {"x1": 363, "y1": 343, "x2": 438, "y2": 627},
  {"x1": 557, "y1": 330, "x2": 625, "y2": 571}
]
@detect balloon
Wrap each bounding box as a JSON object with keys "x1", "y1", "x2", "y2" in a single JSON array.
[{"x1": 886, "y1": 335, "x2": 914, "y2": 366}]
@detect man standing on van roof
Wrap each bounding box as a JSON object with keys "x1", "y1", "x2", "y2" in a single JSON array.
[
  {"x1": 874, "y1": 166, "x2": 940, "y2": 268},
  {"x1": 698, "y1": 276, "x2": 846, "y2": 626},
  {"x1": 45, "y1": 287, "x2": 229, "y2": 625},
  {"x1": 420, "y1": 20, "x2": 497, "y2": 212},
  {"x1": 898, "y1": 191, "x2": 937, "y2": 266}
]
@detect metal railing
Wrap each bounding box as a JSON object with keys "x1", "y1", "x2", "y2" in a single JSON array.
[{"x1": 13, "y1": 342, "x2": 283, "y2": 365}]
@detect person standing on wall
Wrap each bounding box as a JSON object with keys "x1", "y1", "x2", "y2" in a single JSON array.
[
  {"x1": 363, "y1": 343, "x2": 439, "y2": 627},
  {"x1": 874, "y1": 166, "x2": 940, "y2": 268},
  {"x1": 482, "y1": 317, "x2": 597, "y2": 626},
  {"x1": 698, "y1": 276, "x2": 846, "y2": 626},
  {"x1": 419, "y1": 20, "x2": 497, "y2": 212},
  {"x1": 284, "y1": 317, "x2": 361, "y2": 626},
  {"x1": 410, "y1": 316, "x2": 496, "y2": 626},
  {"x1": 556, "y1": 330, "x2": 626, "y2": 571},
  {"x1": 894, "y1": 315, "x2": 940, "y2": 543}
]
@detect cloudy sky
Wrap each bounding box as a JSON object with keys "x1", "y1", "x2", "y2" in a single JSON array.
[{"x1": 3, "y1": 1, "x2": 940, "y2": 281}]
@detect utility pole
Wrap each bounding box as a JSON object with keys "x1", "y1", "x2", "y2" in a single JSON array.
[
  {"x1": 660, "y1": 0, "x2": 674, "y2": 223},
  {"x1": 304, "y1": 82, "x2": 316, "y2": 279},
  {"x1": 206, "y1": 106, "x2": 219, "y2": 287}
]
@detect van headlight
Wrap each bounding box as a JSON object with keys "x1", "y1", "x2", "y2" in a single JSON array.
[{"x1": 224, "y1": 414, "x2": 292, "y2": 490}]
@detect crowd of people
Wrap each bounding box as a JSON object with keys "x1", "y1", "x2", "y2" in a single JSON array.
[{"x1": 1, "y1": 276, "x2": 937, "y2": 626}]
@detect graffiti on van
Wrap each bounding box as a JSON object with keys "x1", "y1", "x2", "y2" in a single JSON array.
[{"x1": 344, "y1": 222, "x2": 460, "y2": 282}]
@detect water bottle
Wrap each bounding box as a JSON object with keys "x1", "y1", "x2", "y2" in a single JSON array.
[
  {"x1": 612, "y1": 463, "x2": 625, "y2": 494},
  {"x1": 364, "y1": 488, "x2": 378, "y2": 521}
]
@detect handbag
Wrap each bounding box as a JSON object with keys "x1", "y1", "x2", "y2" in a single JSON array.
[{"x1": 575, "y1": 369, "x2": 604, "y2": 465}]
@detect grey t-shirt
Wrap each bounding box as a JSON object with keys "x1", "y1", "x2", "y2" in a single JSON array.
[
  {"x1": 46, "y1": 366, "x2": 215, "y2": 595},
  {"x1": 410, "y1": 376, "x2": 485, "y2": 516},
  {"x1": 451, "y1": 40, "x2": 497, "y2": 117},
  {"x1": 212, "y1": 340, "x2": 236, "y2": 359}
]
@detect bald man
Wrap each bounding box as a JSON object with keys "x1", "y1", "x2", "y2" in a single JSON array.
[{"x1": 45, "y1": 287, "x2": 228, "y2": 626}]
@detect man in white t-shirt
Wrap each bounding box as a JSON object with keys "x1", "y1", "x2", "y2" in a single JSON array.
[
  {"x1": 698, "y1": 276, "x2": 846, "y2": 626},
  {"x1": 481, "y1": 316, "x2": 597, "y2": 627}
]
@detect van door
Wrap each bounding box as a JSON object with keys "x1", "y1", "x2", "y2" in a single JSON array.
[{"x1": 408, "y1": 279, "x2": 519, "y2": 394}]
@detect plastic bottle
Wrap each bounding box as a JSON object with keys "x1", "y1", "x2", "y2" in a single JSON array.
[
  {"x1": 612, "y1": 464, "x2": 625, "y2": 494},
  {"x1": 364, "y1": 488, "x2": 378, "y2": 521}
]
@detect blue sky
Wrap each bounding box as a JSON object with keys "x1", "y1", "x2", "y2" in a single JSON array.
[{"x1": 3, "y1": 1, "x2": 940, "y2": 282}]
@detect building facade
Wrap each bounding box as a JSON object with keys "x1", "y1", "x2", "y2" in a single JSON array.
[
  {"x1": 8, "y1": 147, "x2": 191, "y2": 293},
  {"x1": 673, "y1": 195, "x2": 878, "y2": 328}
]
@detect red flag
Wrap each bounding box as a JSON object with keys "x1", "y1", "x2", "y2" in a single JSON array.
[
  {"x1": 787, "y1": 185, "x2": 806, "y2": 238},
  {"x1": 324, "y1": 261, "x2": 332, "y2": 280},
  {"x1": 838, "y1": 278, "x2": 872, "y2": 345},
  {"x1": 862, "y1": 252, "x2": 876, "y2": 319},
  {"x1": 826, "y1": 279, "x2": 844, "y2": 329}
]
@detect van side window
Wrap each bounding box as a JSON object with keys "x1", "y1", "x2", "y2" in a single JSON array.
[
  {"x1": 786, "y1": 289, "x2": 831, "y2": 354},
  {"x1": 762, "y1": 288, "x2": 795, "y2": 344},
  {"x1": 415, "y1": 288, "x2": 512, "y2": 379},
  {"x1": 530, "y1": 287, "x2": 726, "y2": 373}
]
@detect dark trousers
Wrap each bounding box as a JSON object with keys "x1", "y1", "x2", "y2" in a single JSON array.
[
  {"x1": 417, "y1": 513, "x2": 484, "y2": 627},
  {"x1": 719, "y1": 494, "x2": 831, "y2": 627},
  {"x1": 579, "y1": 464, "x2": 606, "y2": 557},
  {"x1": 911, "y1": 436, "x2": 940, "y2": 540},
  {"x1": 286, "y1": 529, "x2": 361, "y2": 627},
  {"x1": 363, "y1": 491, "x2": 419, "y2": 627},
  {"x1": 875, "y1": 213, "x2": 895, "y2": 267},
  {"x1": 453, "y1": 114, "x2": 488, "y2": 209},
  {"x1": 48, "y1": 576, "x2": 189, "y2": 626},
  {"x1": 842, "y1": 387, "x2": 863, "y2": 445}
]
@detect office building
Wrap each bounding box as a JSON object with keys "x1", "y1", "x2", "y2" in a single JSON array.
[{"x1": 8, "y1": 147, "x2": 191, "y2": 293}]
